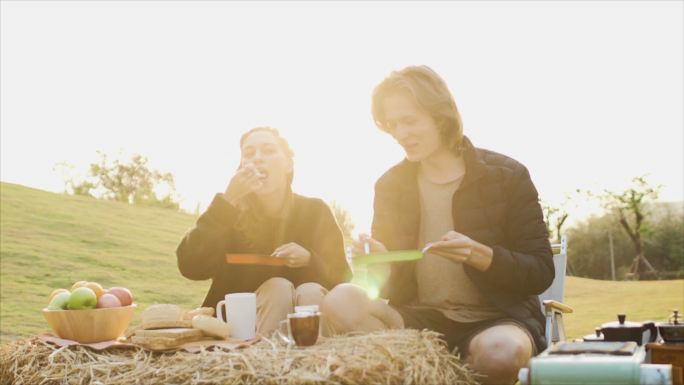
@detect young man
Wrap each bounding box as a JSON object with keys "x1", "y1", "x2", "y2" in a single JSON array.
[{"x1": 321, "y1": 66, "x2": 554, "y2": 385}]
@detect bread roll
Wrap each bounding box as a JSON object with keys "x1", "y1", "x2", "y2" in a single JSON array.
[
  {"x1": 192, "y1": 315, "x2": 231, "y2": 339},
  {"x1": 182, "y1": 307, "x2": 215, "y2": 321}
]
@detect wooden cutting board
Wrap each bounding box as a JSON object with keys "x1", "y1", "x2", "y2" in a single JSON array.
[
  {"x1": 134, "y1": 328, "x2": 203, "y2": 339},
  {"x1": 132, "y1": 328, "x2": 205, "y2": 350}
]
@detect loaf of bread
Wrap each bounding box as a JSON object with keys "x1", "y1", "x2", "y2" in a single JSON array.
[
  {"x1": 192, "y1": 315, "x2": 231, "y2": 339},
  {"x1": 141, "y1": 304, "x2": 184, "y2": 329},
  {"x1": 181, "y1": 307, "x2": 215, "y2": 321}
]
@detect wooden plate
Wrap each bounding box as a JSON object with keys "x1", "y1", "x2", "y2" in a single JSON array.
[{"x1": 225, "y1": 254, "x2": 288, "y2": 266}]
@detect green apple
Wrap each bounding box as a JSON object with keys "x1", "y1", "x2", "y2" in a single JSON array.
[
  {"x1": 47, "y1": 291, "x2": 70, "y2": 310},
  {"x1": 67, "y1": 287, "x2": 97, "y2": 310}
]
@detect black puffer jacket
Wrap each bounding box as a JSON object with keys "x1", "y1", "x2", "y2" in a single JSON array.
[{"x1": 373, "y1": 136, "x2": 554, "y2": 351}]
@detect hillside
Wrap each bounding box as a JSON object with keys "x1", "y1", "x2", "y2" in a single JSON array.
[
  {"x1": 1, "y1": 182, "x2": 682, "y2": 344},
  {"x1": 0, "y1": 182, "x2": 208, "y2": 344}
]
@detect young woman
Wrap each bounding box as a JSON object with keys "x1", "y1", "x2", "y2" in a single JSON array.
[
  {"x1": 321, "y1": 66, "x2": 554, "y2": 385},
  {"x1": 177, "y1": 127, "x2": 351, "y2": 336}
]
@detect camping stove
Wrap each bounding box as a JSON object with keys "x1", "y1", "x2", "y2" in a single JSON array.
[{"x1": 518, "y1": 341, "x2": 672, "y2": 385}]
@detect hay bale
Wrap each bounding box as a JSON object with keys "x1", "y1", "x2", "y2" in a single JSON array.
[{"x1": 0, "y1": 329, "x2": 481, "y2": 385}]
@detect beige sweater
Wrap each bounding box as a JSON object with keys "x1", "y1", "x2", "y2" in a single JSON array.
[{"x1": 414, "y1": 173, "x2": 503, "y2": 322}]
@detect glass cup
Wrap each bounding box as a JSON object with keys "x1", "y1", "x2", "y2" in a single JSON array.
[{"x1": 277, "y1": 310, "x2": 321, "y2": 347}]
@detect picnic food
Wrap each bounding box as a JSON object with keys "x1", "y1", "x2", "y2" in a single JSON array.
[
  {"x1": 107, "y1": 287, "x2": 133, "y2": 306},
  {"x1": 48, "y1": 288, "x2": 70, "y2": 302},
  {"x1": 67, "y1": 287, "x2": 98, "y2": 310},
  {"x1": 46, "y1": 282, "x2": 134, "y2": 310},
  {"x1": 140, "y1": 303, "x2": 192, "y2": 329},
  {"x1": 70, "y1": 280, "x2": 89, "y2": 292},
  {"x1": 181, "y1": 306, "x2": 214, "y2": 320},
  {"x1": 84, "y1": 282, "x2": 105, "y2": 298},
  {"x1": 97, "y1": 293, "x2": 122, "y2": 308},
  {"x1": 129, "y1": 305, "x2": 232, "y2": 350},
  {"x1": 142, "y1": 304, "x2": 183, "y2": 325},
  {"x1": 192, "y1": 314, "x2": 231, "y2": 339},
  {"x1": 47, "y1": 291, "x2": 71, "y2": 310}
]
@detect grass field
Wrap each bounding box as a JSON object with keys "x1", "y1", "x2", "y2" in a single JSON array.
[{"x1": 1, "y1": 182, "x2": 682, "y2": 345}]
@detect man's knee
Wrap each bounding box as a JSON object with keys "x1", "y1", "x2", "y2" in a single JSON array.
[
  {"x1": 467, "y1": 325, "x2": 533, "y2": 385},
  {"x1": 295, "y1": 282, "x2": 327, "y2": 306}
]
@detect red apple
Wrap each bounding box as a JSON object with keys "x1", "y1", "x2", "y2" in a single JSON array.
[
  {"x1": 97, "y1": 293, "x2": 122, "y2": 308},
  {"x1": 106, "y1": 287, "x2": 133, "y2": 306}
]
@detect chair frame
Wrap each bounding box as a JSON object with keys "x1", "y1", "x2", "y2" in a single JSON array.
[{"x1": 540, "y1": 234, "x2": 573, "y2": 346}]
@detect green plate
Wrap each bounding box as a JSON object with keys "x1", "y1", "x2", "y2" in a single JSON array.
[{"x1": 352, "y1": 250, "x2": 423, "y2": 265}]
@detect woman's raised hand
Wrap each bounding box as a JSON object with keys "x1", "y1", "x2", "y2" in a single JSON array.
[
  {"x1": 222, "y1": 164, "x2": 265, "y2": 205},
  {"x1": 271, "y1": 242, "x2": 311, "y2": 268}
]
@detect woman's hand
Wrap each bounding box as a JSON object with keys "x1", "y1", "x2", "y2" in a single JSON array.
[
  {"x1": 272, "y1": 242, "x2": 311, "y2": 268},
  {"x1": 426, "y1": 230, "x2": 493, "y2": 271},
  {"x1": 351, "y1": 233, "x2": 388, "y2": 256},
  {"x1": 222, "y1": 164, "x2": 265, "y2": 205}
]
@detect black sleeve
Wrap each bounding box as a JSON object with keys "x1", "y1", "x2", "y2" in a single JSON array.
[
  {"x1": 304, "y1": 200, "x2": 352, "y2": 289},
  {"x1": 176, "y1": 194, "x2": 241, "y2": 280},
  {"x1": 465, "y1": 166, "x2": 555, "y2": 295}
]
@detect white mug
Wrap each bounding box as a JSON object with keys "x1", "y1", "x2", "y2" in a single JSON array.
[{"x1": 216, "y1": 292, "x2": 256, "y2": 340}]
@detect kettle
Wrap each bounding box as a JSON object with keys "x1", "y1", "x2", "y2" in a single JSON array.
[{"x1": 600, "y1": 314, "x2": 657, "y2": 346}]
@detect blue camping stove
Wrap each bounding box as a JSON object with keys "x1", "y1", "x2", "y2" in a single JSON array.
[{"x1": 518, "y1": 341, "x2": 672, "y2": 385}]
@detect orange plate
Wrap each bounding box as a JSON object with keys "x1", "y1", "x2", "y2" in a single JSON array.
[{"x1": 225, "y1": 254, "x2": 287, "y2": 266}]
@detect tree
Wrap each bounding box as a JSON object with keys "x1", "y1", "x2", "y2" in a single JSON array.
[
  {"x1": 541, "y1": 200, "x2": 569, "y2": 244},
  {"x1": 599, "y1": 176, "x2": 662, "y2": 279},
  {"x1": 329, "y1": 200, "x2": 355, "y2": 243},
  {"x1": 566, "y1": 201, "x2": 683, "y2": 280},
  {"x1": 57, "y1": 152, "x2": 179, "y2": 210}
]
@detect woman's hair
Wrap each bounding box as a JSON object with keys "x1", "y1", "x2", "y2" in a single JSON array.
[
  {"x1": 235, "y1": 126, "x2": 295, "y2": 250},
  {"x1": 371, "y1": 65, "x2": 464, "y2": 154}
]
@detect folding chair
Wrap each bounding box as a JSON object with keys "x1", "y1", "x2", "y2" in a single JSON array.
[{"x1": 538, "y1": 234, "x2": 573, "y2": 346}]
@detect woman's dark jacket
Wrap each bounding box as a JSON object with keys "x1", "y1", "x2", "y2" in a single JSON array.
[
  {"x1": 373, "y1": 136, "x2": 554, "y2": 351},
  {"x1": 177, "y1": 193, "x2": 352, "y2": 310}
]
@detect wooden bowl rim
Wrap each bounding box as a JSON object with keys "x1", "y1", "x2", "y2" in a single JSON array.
[{"x1": 42, "y1": 303, "x2": 138, "y2": 313}]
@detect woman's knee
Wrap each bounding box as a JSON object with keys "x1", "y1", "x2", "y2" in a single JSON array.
[
  {"x1": 295, "y1": 282, "x2": 327, "y2": 306},
  {"x1": 256, "y1": 277, "x2": 295, "y2": 309}
]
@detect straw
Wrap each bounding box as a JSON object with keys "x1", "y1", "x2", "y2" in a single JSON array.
[{"x1": 0, "y1": 329, "x2": 481, "y2": 385}]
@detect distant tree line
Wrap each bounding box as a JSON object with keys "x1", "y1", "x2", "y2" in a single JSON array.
[
  {"x1": 566, "y1": 201, "x2": 683, "y2": 280},
  {"x1": 545, "y1": 176, "x2": 683, "y2": 280},
  {"x1": 56, "y1": 152, "x2": 179, "y2": 210}
]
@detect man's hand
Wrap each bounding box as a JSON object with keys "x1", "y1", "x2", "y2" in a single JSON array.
[
  {"x1": 426, "y1": 230, "x2": 493, "y2": 271},
  {"x1": 272, "y1": 242, "x2": 311, "y2": 268},
  {"x1": 351, "y1": 233, "x2": 388, "y2": 256}
]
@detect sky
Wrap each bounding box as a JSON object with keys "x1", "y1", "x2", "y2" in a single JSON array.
[{"x1": 1, "y1": 1, "x2": 682, "y2": 234}]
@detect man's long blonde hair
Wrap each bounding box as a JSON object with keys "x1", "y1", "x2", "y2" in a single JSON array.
[{"x1": 371, "y1": 65, "x2": 465, "y2": 154}]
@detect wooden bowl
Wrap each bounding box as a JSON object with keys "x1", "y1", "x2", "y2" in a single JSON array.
[{"x1": 42, "y1": 304, "x2": 137, "y2": 343}]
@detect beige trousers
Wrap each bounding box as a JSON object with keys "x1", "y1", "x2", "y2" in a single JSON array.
[{"x1": 254, "y1": 277, "x2": 328, "y2": 337}]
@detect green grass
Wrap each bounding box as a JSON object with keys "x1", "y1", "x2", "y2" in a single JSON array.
[
  {"x1": 563, "y1": 276, "x2": 683, "y2": 339},
  {"x1": 1, "y1": 182, "x2": 682, "y2": 345}
]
